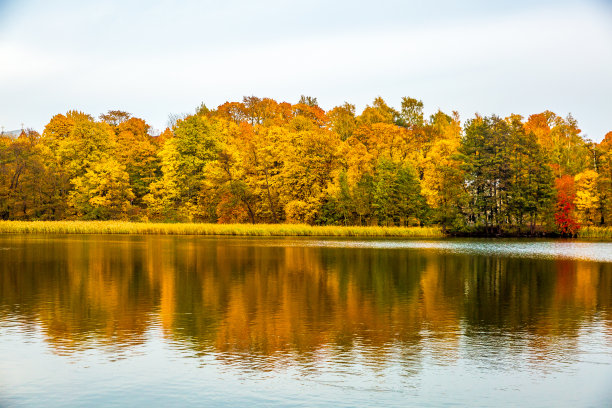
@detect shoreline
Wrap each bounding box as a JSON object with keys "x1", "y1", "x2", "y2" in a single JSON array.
[
  {"x1": 0, "y1": 221, "x2": 444, "y2": 238},
  {"x1": 0, "y1": 221, "x2": 610, "y2": 239}
]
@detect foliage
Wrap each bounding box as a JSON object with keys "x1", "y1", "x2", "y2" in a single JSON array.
[
  {"x1": 1, "y1": 96, "x2": 609, "y2": 235},
  {"x1": 69, "y1": 159, "x2": 134, "y2": 220},
  {"x1": 577, "y1": 226, "x2": 612, "y2": 239},
  {"x1": 460, "y1": 115, "x2": 554, "y2": 234},
  {"x1": 554, "y1": 175, "x2": 580, "y2": 236},
  {"x1": 574, "y1": 170, "x2": 599, "y2": 226}
]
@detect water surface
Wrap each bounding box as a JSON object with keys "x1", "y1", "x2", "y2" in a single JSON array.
[{"x1": 1, "y1": 235, "x2": 611, "y2": 407}]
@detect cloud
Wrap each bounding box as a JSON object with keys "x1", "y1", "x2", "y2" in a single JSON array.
[{"x1": 0, "y1": 0, "x2": 610, "y2": 139}]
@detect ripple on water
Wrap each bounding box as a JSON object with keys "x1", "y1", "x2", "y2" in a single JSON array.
[
  {"x1": 253, "y1": 239, "x2": 612, "y2": 262},
  {"x1": 1, "y1": 235, "x2": 612, "y2": 407}
]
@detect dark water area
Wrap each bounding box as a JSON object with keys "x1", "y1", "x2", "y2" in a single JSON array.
[{"x1": 0, "y1": 235, "x2": 611, "y2": 407}]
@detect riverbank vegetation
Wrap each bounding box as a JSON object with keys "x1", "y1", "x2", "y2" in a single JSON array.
[
  {"x1": 0, "y1": 221, "x2": 444, "y2": 237},
  {"x1": 1, "y1": 96, "x2": 610, "y2": 236},
  {"x1": 577, "y1": 226, "x2": 612, "y2": 239},
  {"x1": 2, "y1": 221, "x2": 610, "y2": 239}
]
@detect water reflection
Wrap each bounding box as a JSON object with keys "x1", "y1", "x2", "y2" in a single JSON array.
[
  {"x1": 277, "y1": 239, "x2": 612, "y2": 262},
  {"x1": 1, "y1": 235, "x2": 610, "y2": 371}
]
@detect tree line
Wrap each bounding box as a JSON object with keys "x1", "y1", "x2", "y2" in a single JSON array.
[{"x1": 1, "y1": 96, "x2": 610, "y2": 235}]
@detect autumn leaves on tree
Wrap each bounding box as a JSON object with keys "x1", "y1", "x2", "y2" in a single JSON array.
[{"x1": 0, "y1": 96, "x2": 610, "y2": 235}]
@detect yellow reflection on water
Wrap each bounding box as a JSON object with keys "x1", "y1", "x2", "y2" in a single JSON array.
[{"x1": 0, "y1": 235, "x2": 611, "y2": 366}]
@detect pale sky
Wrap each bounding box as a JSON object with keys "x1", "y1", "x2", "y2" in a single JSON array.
[{"x1": 1, "y1": 0, "x2": 611, "y2": 140}]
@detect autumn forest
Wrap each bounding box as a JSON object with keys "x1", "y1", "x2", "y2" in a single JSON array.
[{"x1": 1, "y1": 96, "x2": 611, "y2": 235}]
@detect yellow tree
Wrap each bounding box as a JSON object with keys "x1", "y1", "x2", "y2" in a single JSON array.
[
  {"x1": 597, "y1": 132, "x2": 612, "y2": 225},
  {"x1": 281, "y1": 125, "x2": 340, "y2": 224},
  {"x1": 69, "y1": 158, "x2": 134, "y2": 220},
  {"x1": 145, "y1": 114, "x2": 220, "y2": 221},
  {"x1": 0, "y1": 130, "x2": 53, "y2": 219},
  {"x1": 40, "y1": 111, "x2": 120, "y2": 219},
  {"x1": 203, "y1": 120, "x2": 257, "y2": 223},
  {"x1": 574, "y1": 170, "x2": 599, "y2": 225},
  {"x1": 357, "y1": 97, "x2": 398, "y2": 125},
  {"x1": 114, "y1": 117, "x2": 160, "y2": 206},
  {"x1": 525, "y1": 112, "x2": 590, "y2": 177},
  {"x1": 328, "y1": 103, "x2": 356, "y2": 141}
]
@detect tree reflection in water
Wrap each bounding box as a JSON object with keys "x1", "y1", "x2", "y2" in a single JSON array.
[{"x1": 1, "y1": 235, "x2": 611, "y2": 372}]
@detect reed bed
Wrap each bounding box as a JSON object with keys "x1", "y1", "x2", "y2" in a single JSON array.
[
  {"x1": 577, "y1": 226, "x2": 612, "y2": 240},
  {"x1": 0, "y1": 221, "x2": 445, "y2": 238}
]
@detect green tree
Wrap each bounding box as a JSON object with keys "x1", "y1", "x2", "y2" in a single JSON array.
[
  {"x1": 372, "y1": 159, "x2": 425, "y2": 226},
  {"x1": 506, "y1": 117, "x2": 554, "y2": 233}
]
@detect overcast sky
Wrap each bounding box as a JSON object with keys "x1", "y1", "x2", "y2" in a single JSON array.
[{"x1": 0, "y1": 0, "x2": 611, "y2": 140}]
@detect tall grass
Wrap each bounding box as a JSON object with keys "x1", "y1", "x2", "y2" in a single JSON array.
[
  {"x1": 577, "y1": 226, "x2": 612, "y2": 240},
  {"x1": 0, "y1": 221, "x2": 445, "y2": 238}
]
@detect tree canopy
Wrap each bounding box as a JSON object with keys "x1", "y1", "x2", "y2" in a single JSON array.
[{"x1": 1, "y1": 99, "x2": 609, "y2": 235}]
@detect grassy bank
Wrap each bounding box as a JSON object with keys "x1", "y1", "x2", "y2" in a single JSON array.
[
  {"x1": 0, "y1": 221, "x2": 444, "y2": 238},
  {"x1": 577, "y1": 227, "x2": 612, "y2": 240}
]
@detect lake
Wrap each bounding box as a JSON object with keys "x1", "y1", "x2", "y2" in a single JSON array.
[{"x1": 1, "y1": 235, "x2": 611, "y2": 407}]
